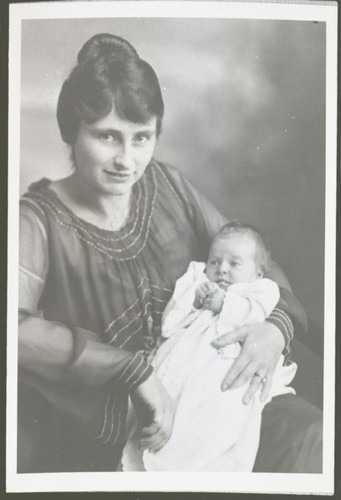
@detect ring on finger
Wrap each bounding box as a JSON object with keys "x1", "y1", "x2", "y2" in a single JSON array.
[{"x1": 254, "y1": 372, "x2": 267, "y2": 384}]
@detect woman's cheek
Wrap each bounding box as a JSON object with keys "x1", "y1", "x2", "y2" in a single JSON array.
[{"x1": 144, "y1": 140, "x2": 156, "y2": 163}]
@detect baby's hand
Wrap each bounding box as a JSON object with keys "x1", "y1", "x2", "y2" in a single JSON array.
[
  {"x1": 202, "y1": 287, "x2": 225, "y2": 314},
  {"x1": 193, "y1": 282, "x2": 217, "y2": 309}
]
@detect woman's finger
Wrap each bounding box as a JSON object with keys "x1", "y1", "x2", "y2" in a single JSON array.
[
  {"x1": 242, "y1": 368, "x2": 275, "y2": 404},
  {"x1": 211, "y1": 329, "x2": 245, "y2": 349},
  {"x1": 139, "y1": 426, "x2": 170, "y2": 450},
  {"x1": 259, "y1": 371, "x2": 274, "y2": 402},
  {"x1": 221, "y1": 354, "x2": 253, "y2": 390},
  {"x1": 148, "y1": 435, "x2": 170, "y2": 453},
  {"x1": 139, "y1": 420, "x2": 160, "y2": 437},
  {"x1": 139, "y1": 433, "x2": 161, "y2": 450},
  {"x1": 242, "y1": 372, "x2": 264, "y2": 405}
]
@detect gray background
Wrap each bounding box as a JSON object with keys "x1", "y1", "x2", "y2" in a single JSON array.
[{"x1": 20, "y1": 18, "x2": 326, "y2": 332}]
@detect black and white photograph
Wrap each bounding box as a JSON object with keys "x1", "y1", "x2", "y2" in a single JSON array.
[{"x1": 7, "y1": 0, "x2": 337, "y2": 495}]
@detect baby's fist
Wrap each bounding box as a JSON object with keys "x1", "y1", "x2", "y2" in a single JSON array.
[
  {"x1": 202, "y1": 287, "x2": 225, "y2": 314},
  {"x1": 194, "y1": 282, "x2": 214, "y2": 309}
]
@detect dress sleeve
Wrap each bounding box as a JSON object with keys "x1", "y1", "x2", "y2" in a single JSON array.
[
  {"x1": 18, "y1": 204, "x2": 152, "y2": 391},
  {"x1": 19, "y1": 204, "x2": 49, "y2": 312},
  {"x1": 264, "y1": 259, "x2": 308, "y2": 346}
]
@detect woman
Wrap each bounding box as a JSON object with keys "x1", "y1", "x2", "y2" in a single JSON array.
[{"x1": 18, "y1": 33, "x2": 321, "y2": 473}]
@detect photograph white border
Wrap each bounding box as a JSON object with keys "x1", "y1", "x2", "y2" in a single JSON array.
[{"x1": 7, "y1": 0, "x2": 338, "y2": 494}]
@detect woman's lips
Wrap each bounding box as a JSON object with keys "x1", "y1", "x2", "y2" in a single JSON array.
[{"x1": 104, "y1": 170, "x2": 132, "y2": 181}]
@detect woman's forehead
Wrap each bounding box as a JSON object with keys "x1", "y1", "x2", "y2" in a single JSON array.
[{"x1": 85, "y1": 107, "x2": 158, "y2": 132}]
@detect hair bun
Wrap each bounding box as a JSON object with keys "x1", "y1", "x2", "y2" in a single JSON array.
[{"x1": 77, "y1": 33, "x2": 139, "y2": 64}]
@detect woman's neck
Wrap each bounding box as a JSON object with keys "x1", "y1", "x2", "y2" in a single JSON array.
[{"x1": 51, "y1": 173, "x2": 132, "y2": 231}]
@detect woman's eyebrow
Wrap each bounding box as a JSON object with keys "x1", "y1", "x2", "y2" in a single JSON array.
[
  {"x1": 89, "y1": 126, "x2": 156, "y2": 135},
  {"x1": 90, "y1": 126, "x2": 121, "y2": 134},
  {"x1": 133, "y1": 127, "x2": 156, "y2": 135}
]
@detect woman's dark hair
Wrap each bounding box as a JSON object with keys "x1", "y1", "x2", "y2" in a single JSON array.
[
  {"x1": 214, "y1": 221, "x2": 271, "y2": 273},
  {"x1": 57, "y1": 33, "x2": 164, "y2": 145}
]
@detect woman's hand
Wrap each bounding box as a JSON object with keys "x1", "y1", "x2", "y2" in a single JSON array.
[
  {"x1": 211, "y1": 321, "x2": 285, "y2": 405},
  {"x1": 130, "y1": 373, "x2": 175, "y2": 453}
]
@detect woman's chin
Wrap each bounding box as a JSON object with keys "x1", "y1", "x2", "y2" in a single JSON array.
[{"x1": 96, "y1": 180, "x2": 134, "y2": 197}]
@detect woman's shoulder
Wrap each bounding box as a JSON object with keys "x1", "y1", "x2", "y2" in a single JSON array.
[
  {"x1": 20, "y1": 177, "x2": 70, "y2": 230},
  {"x1": 151, "y1": 159, "x2": 187, "y2": 187},
  {"x1": 150, "y1": 159, "x2": 226, "y2": 239},
  {"x1": 21, "y1": 178, "x2": 51, "y2": 196},
  {"x1": 22, "y1": 177, "x2": 69, "y2": 196},
  {"x1": 20, "y1": 191, "x2": 49, "y2": 266},
  {"x1": 150, "y1": 159, "x2": 199, "y2": 209},
  {"x1": 20, "y1": 178, "x2": 52, "y2": 223}
]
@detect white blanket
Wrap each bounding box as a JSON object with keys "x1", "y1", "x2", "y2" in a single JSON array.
[{"x1": 122, "y1": 261, "x2": 297, "y2": 471}]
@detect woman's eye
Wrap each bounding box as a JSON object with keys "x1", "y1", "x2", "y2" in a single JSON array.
[
  {"x1": 134, "y1": 134, "x2": 149, "y2": 145},
  {"x1": 99, "y1": 133, "x2": 119, "y2": 143},
  {"x1": 209, "y1": 260, "x2": 217, "y2": 266},
  {"x1": 100, "y1": 134, "x2": 112, "y2": 142}
]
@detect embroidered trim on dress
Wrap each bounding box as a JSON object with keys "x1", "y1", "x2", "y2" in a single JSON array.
[
  {"x1": 97, "y1": 353, "x2": 151, "y2": 445},
  {"x1": 21, "y1": 164, "x2": 158, "y2": 261}
]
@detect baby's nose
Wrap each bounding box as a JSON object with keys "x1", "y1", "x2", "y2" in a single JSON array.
[{"x1": 218, "y1": 263, "x2": 229, "y2": 274}]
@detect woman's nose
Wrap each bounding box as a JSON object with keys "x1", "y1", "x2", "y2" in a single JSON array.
[{"x1": 114, "y1": 143, "x2": 133, "y2": 170}]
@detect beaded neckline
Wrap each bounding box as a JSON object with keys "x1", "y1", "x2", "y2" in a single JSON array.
[
  {"x1": 23, "y1": 163, "x2": 158, "y2": 261},
  {"x1": 30, "y1": 177, "x2": 139, "y2": 236}
]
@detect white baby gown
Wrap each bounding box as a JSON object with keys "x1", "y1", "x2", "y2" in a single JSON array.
[{"x1": 122, "y1": 261, "x2": 297, "y2": 471}]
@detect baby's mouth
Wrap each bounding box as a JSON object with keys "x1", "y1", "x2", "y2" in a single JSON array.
[{"x1": 216, "y1": 279, "x2": 232, "y2": 291}]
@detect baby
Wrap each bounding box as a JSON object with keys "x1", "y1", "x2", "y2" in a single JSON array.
[{"x1": 122, "y1": 222, "x2": 297, "y2": 471}]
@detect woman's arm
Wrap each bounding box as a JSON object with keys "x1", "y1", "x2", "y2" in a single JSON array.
[
  {"x1": 19, "y1": 206, "x2": 151, "y2": 389},
  {"x1": 265, "y1": 260, "x2": 308, "y2": 334},
  {"x1": 19, "y1": 312, "x2": 151, "y2": 388},
  {"x1": 19, "y1": 204, "x2": 174, "y2": 448}
]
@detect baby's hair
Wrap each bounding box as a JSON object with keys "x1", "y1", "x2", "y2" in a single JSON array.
[{"x1": 214, "y1": 221, "x2": 271, "y2": 273}]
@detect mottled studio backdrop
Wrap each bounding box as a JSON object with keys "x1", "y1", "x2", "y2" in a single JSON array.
[{"x1": 20, "y1": 18, "x2": 326, "y2": 332}]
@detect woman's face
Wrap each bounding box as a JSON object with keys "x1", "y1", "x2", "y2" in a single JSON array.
[{"x1": 73, "y1": 106, "x2": 157, "y2": 196}]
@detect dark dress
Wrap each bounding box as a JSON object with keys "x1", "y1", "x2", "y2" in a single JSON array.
[{"x1": 18, "y1": 160, "x2": 321, "y2": 472}]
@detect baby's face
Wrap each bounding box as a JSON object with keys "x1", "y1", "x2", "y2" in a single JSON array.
[{"x1": 205, "y1": 234, "x2": 261, "y2": 290}]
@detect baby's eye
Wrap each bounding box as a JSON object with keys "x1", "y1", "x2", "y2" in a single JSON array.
[{"x1": 231, "y1": 262, "x2": 240, "y2": 268}]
